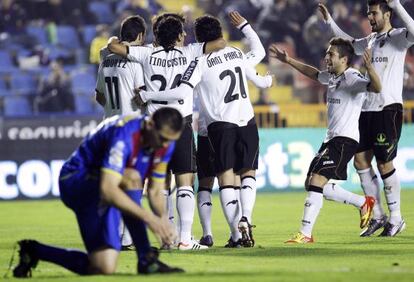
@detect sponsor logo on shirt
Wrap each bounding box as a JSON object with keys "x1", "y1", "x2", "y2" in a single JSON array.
[
  {"x1": 323, "y1": 160, "x2": 334, "y2": 165},
  {"x1": 327, "y1": 97, "x2": 341, "y2": 104},
  {"x1": 372, "y1": 56, "x2": 388, "y2": 63}
]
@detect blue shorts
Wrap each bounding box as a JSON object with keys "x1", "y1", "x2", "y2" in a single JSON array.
[{"x1": 59, "y1": 168, "x2": 122, "y2": 253}]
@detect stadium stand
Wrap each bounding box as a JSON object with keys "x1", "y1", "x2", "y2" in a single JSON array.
[{"x1": 0, "y1": 0, "x2": 413, "y2": 125}]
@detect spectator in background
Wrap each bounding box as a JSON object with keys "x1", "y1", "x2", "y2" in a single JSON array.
[
  {"x1": 35, "y1": 60, "x2": 74, "y2": 113},
  {"x1": 303, "y1": 11, "x2": 334, "y2": 66},
  {"x1": 182, "y1": 5, "x2": 196, "y2": 45},
  {"x1": 0, "y1": 0, "x2": 31, "y2": 47},
  {"x1": 90, "y1": 24, "x2": 110, "y2": 68}
]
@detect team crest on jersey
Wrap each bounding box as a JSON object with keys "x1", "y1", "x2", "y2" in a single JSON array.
[{"x1": 108, "y1": 141, "x2": 125, "y2": 169}]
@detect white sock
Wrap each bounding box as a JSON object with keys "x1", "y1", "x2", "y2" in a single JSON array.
[
  {"x1": 219, "y1": 186, "x2": 241, "y2": 241},
  {"x1": 119, "y1": 219, "x2": 133, "y2": 246},
  {"x1": 234, "y1": 186, "x2": 242, "y2": 225},
  {"x1": 323, "y1": 183, "x2": 365, "y2": 208},
  {"x1": 162, "y1": 189, "x2": 174, "y2": 224},
  {"x1": 300, "y1": 189, "x2": 323, "y2": 237},
  {"x1": 358, "y1": 167, "x2": 384, "y2": 219},
  {"x1": 240, "y1": 177, "x2": 257, "y2": 223},
  {"x1": 382, "y1": 170, "x2": 402, "y2": 224},
  {"x1": 176, "y1": 186, "x2": 195, "y2": 244},
  {"x1": 197, "y1": 189, "x2": 212, "y2": 237}
]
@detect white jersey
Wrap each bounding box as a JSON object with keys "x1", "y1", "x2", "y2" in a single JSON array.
[
  {"x1": 127, "y1": 43, "x2": 205, "y2": 117},
  {"x1": 183, "y1": 47, "x2": 255, "y2": 128},
  {"x1": 318, "y1": 68, "x2": 369, "y2": 143},
  {"x1": 353, "y1": 28, "x2": 414, "y2": 111},
  {"x1": 96, "y1": 52, "x2": 145, "y2": 118}
]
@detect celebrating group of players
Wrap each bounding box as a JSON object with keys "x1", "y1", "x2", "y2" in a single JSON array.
[{"x1": 11, "y1": 0, "x2": 413, "y2": 278}]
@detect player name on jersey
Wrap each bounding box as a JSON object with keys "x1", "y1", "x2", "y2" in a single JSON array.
[
  {"x1": 207, "y1": 50, "x2": 243, "y2": 68},
  {"x1": 148, "y1": 56, "x2": 188, "y2": 67},
  {"x1": 102, "y1": 58, "x2": 130, "y2": 69}
]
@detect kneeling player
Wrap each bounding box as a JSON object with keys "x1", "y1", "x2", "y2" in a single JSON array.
[{"x1": 13, "y1": 108, "x2": 184, "y2": 277}]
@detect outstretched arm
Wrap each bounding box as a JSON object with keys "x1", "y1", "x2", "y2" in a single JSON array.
[
  {"x1": 269, "y1": 44, "x2": 319, "y2": 81},
  {"x1": 318, "y1": 3, "x2": 354, "y2": 41},
  {"x1": 229, "y1": 11, "x2": 266, "y2": 66},
  {"x1": 136, "y1": 83, "x2": 192, "y2": 105},
  {"x1": 387, "y1": 0, "x2": 414, "y2": 39}
]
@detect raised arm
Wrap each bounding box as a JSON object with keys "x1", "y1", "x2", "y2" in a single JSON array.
[
  {"x1": 318, "y1": 3, "x2": 355, "y2": 41},
  {"x1": 269, "y1": 44, "x2": 319, "y2": 81},
  {"x1": 363, "y1": 49, "x2": 382, "y2": 93},
  {"x1": 387, "y1": 0, "x2": 414, "y2": 39},
  {"x1": 229, "y1": 11, "x2": 266, "y2": 66}
]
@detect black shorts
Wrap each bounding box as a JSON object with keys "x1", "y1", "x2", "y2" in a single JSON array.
[
  {"x1": 357, "y1": 103, "x2": 403, "y2": 162},
  {"x1": 307, "y1": 137, "x2": 358, "y2": 180},
  {"x1": 168, "y1": 116, "x2": 196, "y2": 174},
  {"x1": 207, "y1": 118, "x2": 259, "y2": 174},
  {"x1": 234, "y1": 122, "x2": 259, "y2": 172},
  {"x1": 196, "y1": 135, "x2": 216, "y2": 179}
]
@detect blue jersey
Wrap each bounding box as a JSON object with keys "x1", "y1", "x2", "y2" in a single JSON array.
[{"x1": 61, "y1": 115, "x2": 175, "y2": 184}]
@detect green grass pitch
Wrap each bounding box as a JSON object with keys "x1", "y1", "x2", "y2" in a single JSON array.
[{"x1": 1, "y1": 190, "x2": 414, "y2": 281}]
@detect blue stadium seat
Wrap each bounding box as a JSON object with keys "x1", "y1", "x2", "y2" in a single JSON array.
[
  {"x1": 46, "y1": 46, "x2": 72, "y2": 61},
  {"x1": 89, "y1": 2, "x2": 115, "y2": 24},
  {"x1": 26, "y1": 25, "x2": 49, "y2": 45},
  {"x1": 0, "y1": 78, "x2": 7, "y2": 91},
  {"x1": 74, "y1": 95, "x2": 94, "y2": 114},
  {"x1": 71, "y1": 71, "x2": 96, "y2": 95},
  {"x1": 3, "y1": 96, "x2": 32, "y2": 116},
  {"x1": 56, "y1": 25, "x2": 80, "y2": 49},
  {"x1": 10, "y1": 73, "x2": 37, "y2": 95},
  {"x1": 82, "y1": 25, "x2": 97, "y2": 46},
  {"x1": 0, "y1": 50, "x2": 17, "y2": 72}
]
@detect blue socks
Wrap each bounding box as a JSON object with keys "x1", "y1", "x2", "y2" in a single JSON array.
[
  {"x1": 32, "y1": 241, "x2": 89, "y2": 275},
  {"x1": 123, "y1": 190, "x2": 151, "y2": 261}
]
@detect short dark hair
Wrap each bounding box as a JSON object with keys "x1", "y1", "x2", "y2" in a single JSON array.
[
  {"x1": 329, "y1": 37, "x2": 355, "y2": 65},
  {"x1": 120, "y1": 15, "x2": 146, "y2": 42},
  {"x1": 368, "y1": 0, "x2": 393, "y2": 18},
  {"x1": 153, "y1": 13, "x2": 185, "y2": 35},
  {"x1": 152, "y1": 107, "x2": 183, "y2": 133},
  {"x1": 155, "y1": 16, "x2": 184, "y2": 50},
  {"x1": 194, "y1": 15, "x2": 222, "y2": 43}
]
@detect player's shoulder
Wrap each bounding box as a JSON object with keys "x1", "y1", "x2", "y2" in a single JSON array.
[
  {"x1": 100, "y1": 47, "x2": 110, "y2": 62},
  {"x1": 389, "y1": 27, "x2": 407, "y2": 37},
  {"x1": 344, "y1": 67, "x2": 365, "y2": 82}
]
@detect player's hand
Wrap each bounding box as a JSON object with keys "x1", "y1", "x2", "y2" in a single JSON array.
[
  {"x1": 229, "y1": 11, "x2": 247, "y2": 27},
  {"x1": 146, "y1": 214, "x2": 176, "y2": 245},
  {"x1": 266, "y1": 72, "x2": 276, "y2": 87},
  {"x1": 363, "y1": 48, "x2": 373, "y2": 69},
  {"x1": 132, "y1": 88, "x2": 146, "y2": 107},
  {"x1": 386, "y1": 0, "x2": 400, "y2": 9},
  {"x1": 318, "y1": 3, "x2": 331, "y2": 22},
  {"x1": 107, "y1": 36, "x2": 119, "y2": 45},
  {"x1": 269, "y1": 44, "x2": 290, "y2": 63}
]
